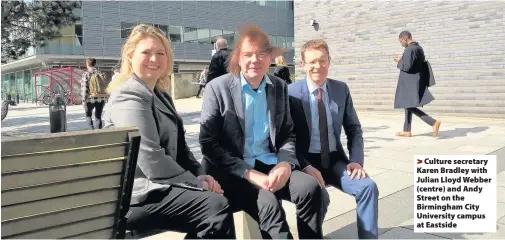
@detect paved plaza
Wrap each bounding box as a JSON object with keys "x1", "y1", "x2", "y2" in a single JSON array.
[{"x1": 2, "y1": 98, "x2": 504, "y2": 239}]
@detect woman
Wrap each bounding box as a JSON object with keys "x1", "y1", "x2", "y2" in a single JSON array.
[
  {"x1": 196, "y1": 66, "x2": 208, "y2": 98},
  {"x1": 273, "y1": 55, "x2": 292, "y2": 84},
  {"x1": 103, "y1": 24, "x2": 233, "y2": 238}
]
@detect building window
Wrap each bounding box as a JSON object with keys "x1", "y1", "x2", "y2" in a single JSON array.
[
  {"x1": 121, "y1": 22, "x2": 136, "y2": 38},
  {"x1": 222, "y1": 30, "x2": 235, "y2": 47},
  {"x1": 266, "y1": 1, "x2": 276, "y2": 7},
  {"x1": 75, "y1": 24, "x2": 83, "y2": 45},
  {"x1": 197, "y1": 29, "x2": 210, "y2": 44},
  {"x1": 183, "y1": 27, "x2": 198, "y2": 43},
  {"x1": 210, "y1": 29, "x2": 223, "y2": 44},
  {"x1": 169, "y1": 26, "x2": 183, "y2": 42},
  {"x1": 277, "y1": 36, "x2": 286, "y2": 48},
  {"x1": 287, "y1": 36, "x2": 294, "y2": 49},
  {"x1": 276, "y1": 1, "x2": 286, "y2": 9},
  {"x1": 288, "y1": 1, "x2": 294, "y2": 10},
  {"x1": 154, "y1": 24, "x2": 169, "y2": 37}
]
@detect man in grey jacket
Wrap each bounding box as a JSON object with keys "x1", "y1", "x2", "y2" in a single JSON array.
[{"x1": 200, "y1": 24, "x2": 324, "y2": 239}]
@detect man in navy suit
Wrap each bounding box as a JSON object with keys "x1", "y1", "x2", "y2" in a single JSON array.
[{"x1": 288, "y1": 39, "x2": 379, "y2": 239}]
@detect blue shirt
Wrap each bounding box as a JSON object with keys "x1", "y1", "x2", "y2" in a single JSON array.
[
  {"x1": 306, "y1": 79, "x2": 338, "y2": 153},
  {"x1": 241, "y1": 74, "x2": 279, "y2": 167}
]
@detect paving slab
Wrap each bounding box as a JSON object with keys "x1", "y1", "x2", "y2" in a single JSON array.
[
  {"x1": 372, "y1": 170, "x2": 414, "y2": 199},
  {"x1": 323, "y1": 186, "x2": 414, "y2": 239},
  {"x1": 424, "y1": 223, "x2": 505, "y2": 239},
  {"x1": 498, "y1": 172, "x2": 505, "y2": 187},
  {"x1": 380, "y1": 227, "x2": 448, "y2": 239}
]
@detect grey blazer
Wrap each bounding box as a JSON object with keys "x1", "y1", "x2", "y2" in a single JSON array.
[
  {"x1": 288, "y1": 79, "x2": 364, "y2": 169},
  {"x1": 199, "y1": 73, "x2": 299, "y2": 178},
  {"x1": 104, "y1": 75, "x2": 204, "y2": 205}
]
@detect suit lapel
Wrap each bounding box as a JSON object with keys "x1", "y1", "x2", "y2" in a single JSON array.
[
  {"x1": 325, "y1": 80, "x2": 340, "y2": 137},
  {"x1": 230, "y1": 76, "x2": 245, "y2": 134},
  {"x1": 300, "y1": 83, "x2": 312, "y2": 135},
  {"x1": 266, "y1": 78, "x2": 276, "y2": 147},
  {"x1": 154, "y1": 88, "x2": 176, "y2": 119}
]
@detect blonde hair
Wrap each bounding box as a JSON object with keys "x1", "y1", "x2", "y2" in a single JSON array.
[
  {"x1": 107, "y1": 24, "x2": 173, "y2": 93},
  {"x1": 275, "y1": 56, "x2": 287, "y2": 66},
  {"x1": 227, "y1": 24, "x2": 285, "y2": 77}
]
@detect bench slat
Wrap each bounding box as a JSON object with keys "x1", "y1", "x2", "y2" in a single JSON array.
[
  {"x1": 2, "y1": 188, "x2": 118, "y2": 221},
  {"x1": 8, "y1": 215, "x2": 115, "y2": 239},
  {"x1": 1, "y1": 202, "x2": 116, "y2": 237},
  {"x1": 2, "y1": 174, "x2": 121, "y2": 206},
  {"x1": 2, "y1": 143, "x2": 127, "y2": 174},
  {"x1": 1, "y1": 127, "x2": 137, "y2": 156},
  {"x1": 1, "y1": 159, "x2": 124, "y2": 190}
]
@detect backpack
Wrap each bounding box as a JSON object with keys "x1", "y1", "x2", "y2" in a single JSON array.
[{"x1": 89, "y1": 71, "x2": 108, "y2": 97}]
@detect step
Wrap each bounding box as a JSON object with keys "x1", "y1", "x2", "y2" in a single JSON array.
[
  {"x1": 350, "y1": 92, "x2": 505, "y2": 101},
  {"x1": 345, "y1": 80, "x2": 505, "y2": 88},
  {"x1": 353, "y1": 105, "x2": 505, "y2": 118},
  {"x1": 352, "y1": 99, "x2": 505, "y2": 108},
  {"x1": 349, "y1": 87, "x2": 505, "y2": 95}
]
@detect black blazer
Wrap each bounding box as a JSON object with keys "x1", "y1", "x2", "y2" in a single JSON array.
[
  {"x1": 274, "y1": 66, "x2": 291, "y2": 84},
  {"x1": 199, "y1": 73, "x2": 299, "y2": 178},
  {"x1": 207, "y1": 49, "x2": 231, "y2": 83}
]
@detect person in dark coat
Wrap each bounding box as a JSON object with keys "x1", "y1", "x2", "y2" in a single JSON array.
[
  {"x1": 394, "y1": 31, "x2": 441, "y2": 137},
  {"x1": 207, "y1": 38, "x2": 230, "y2": 84},
  {"x1": 273, "y1": 55, "x2": 292, "y2": 84}
]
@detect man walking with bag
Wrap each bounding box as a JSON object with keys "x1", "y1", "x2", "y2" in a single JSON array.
[
  {"x1": 394, "y1": 31, "x2": 441, "y2": 137},
  {"x1": 81, "y1": 57, "x2": 108, "y2": 129}
]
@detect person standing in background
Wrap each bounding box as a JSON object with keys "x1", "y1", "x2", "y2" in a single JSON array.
[
  {"x1": 394, "y1": 31, "x2": 441, "y2": 137},
  {"x1": 207, "y1": 38, "x2": 230, "y2": 83},
  {"x1": 273, "y1": 55, "x2": 292, "y2": 84},
  {"x1": 81, "y1": 57, "x2": 107, "y2": 129},
  {"x1": 196, "y1": 66, "x2": 208, "y2": 98}
]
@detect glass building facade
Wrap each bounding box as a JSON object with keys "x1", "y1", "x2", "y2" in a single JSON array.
[{"x1": 1, "y1": 0, "x2": 295, "y2": 102}]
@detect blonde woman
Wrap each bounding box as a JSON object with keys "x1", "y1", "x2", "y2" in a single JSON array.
[
  {"x1": 103, "y1": 24, "x2": 233, "y2": 238},
  {"x1": 273, "y1": 55, "x2": 291, "y2": 84}
]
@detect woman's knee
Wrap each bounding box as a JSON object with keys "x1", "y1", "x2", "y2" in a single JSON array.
[{"x1": 207, "y1": 193, "x2": 231, "y2": 214}]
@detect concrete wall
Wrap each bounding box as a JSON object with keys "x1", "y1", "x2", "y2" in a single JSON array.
[
  {"x1": 294, "y1": 1, "x2": 505, "y2": 118},
  {"x1": 170, "y1": 73, "x2": 200, "y2": 100}
]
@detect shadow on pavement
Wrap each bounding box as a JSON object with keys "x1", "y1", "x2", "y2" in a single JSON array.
[{"x1": 418, "y1": 126, "x2": 489, "y2": 139}]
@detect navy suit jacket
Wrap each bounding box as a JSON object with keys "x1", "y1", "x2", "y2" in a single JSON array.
[{"x1": 288, "y1": 79, "x2": 364, "y2": 169}]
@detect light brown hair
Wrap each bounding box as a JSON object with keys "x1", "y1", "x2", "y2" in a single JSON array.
[
  {"x1": 300, "y1": 39, "x2": 331, "y2": 62},
  {"x1": 227, "y1": 24, "x2": 285, "y2": 77},
  {"x1": 107, "y1": 24, "x2": 173, "y2": 93}
]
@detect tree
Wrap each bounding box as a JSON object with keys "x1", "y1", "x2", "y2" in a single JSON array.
[{"x1": 1, "y1": 0, "x2": 81, "y2": 63}]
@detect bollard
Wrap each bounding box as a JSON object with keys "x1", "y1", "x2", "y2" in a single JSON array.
[{"x1": 49, "y1": 95, "x2": 67, "y2": 133}]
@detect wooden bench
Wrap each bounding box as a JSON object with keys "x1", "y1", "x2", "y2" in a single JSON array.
[
  {"x1": 127, "y1": 211, "x2": 262, "y2": 240},
  {"x1": 1, "y1": 127, "x2": 141, "y2": 239}
]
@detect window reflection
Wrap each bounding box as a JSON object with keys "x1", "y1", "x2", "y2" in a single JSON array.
[
  {"x1": 222, "y1": 30, "x2": 235, "y2": 47},
  {"x1": 210, "y1": 29, "x2": 223, "y2": 44},
  {"x1": 197, "y1": 28, "x2": 210, "y2": 44},
  {"x1": 169, "y1": 26, "x2": 183, "y2": 42},
  {"x1": 121, "y1": 22, "x2": 136, "y2": 38},
  {"x1": 183, "y1": 27, "x2": 198, "y2": 43}
]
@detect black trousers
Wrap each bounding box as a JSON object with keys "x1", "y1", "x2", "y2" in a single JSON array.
[
  {"x1": 214, "y1": 160, "x2": 323, "y2": 239},
  {"x1": 126, "y1": 187, "x2": 234, "y2": 239},
  {"x1": 196, "y1": 85, "x2": 205, "y2": 97},
  {"x1": 403, "y1": 107, "x2": 436, "y2": 132},
  {"x1": 85, "y1": 101, "x2": 105, "y2": 129}
]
